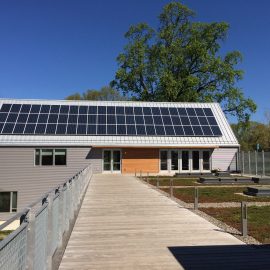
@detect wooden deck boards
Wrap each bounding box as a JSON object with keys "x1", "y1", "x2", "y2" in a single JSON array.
[{"x1": 59, "y1": 174, "x2": 264, "y2": 270}]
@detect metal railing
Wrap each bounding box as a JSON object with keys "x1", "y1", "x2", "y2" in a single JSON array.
[
  {"x1": 239, "y1": 151, "x2": 270, "y2": 176},
  {"x1": 0, "y1": 164, "x2": 92, "y2": 270}
]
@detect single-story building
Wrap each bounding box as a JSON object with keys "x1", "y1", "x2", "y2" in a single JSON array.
[{"x1": 0, "y1": 99, "x2": 239, "y2": 220}]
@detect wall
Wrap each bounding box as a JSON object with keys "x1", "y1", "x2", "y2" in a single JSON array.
[
  {"x1": 212, "y1": 147, "x2": 238, "y2": 171},
  {"x1": 0, "y1": 147, "x2": 102, "y2": 221},
  {"x1": 122, "y1": 148, "x2": 159, "y2": 174}
]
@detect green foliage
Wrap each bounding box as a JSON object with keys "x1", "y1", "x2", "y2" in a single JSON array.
[
  {"x1": 231, "y1": 121, "x2": 270, "y2": 151},
  {"x1": 66, "y1": 86, "x2": 127, "y2": 101},
  {"x1": 111, "y1": 1, "x2": 256, "y2": 122}
]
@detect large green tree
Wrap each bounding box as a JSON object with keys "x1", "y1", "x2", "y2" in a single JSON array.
[
  {"x1": 66, "y1": 86, "x2": 126, "y2": 101},
  {"x1": 111, "y1": 1, "x2": 256, "y2": 122},
  {"x1": 231, "y1": 122, "x2": 270, "y2": 151}
]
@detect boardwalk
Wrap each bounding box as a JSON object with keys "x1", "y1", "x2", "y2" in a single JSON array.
[{"x1": 59, "y1": 175, "x2": 267, "y2": 270}]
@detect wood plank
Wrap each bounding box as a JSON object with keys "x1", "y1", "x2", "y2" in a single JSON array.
[
  {"x1": 59, "y1": 174, "x2": 265, "y2": 270},
  {"x1": 122, "y1": 148, "x2": 159, "y2": 173}
]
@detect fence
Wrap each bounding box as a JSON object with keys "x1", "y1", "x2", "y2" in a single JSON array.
[
  {"x1": 239, "y1": 151, "x2": 270, "y2": 176},
  {"x1": 0, "y1": 164, "x2": 92, "y2": 270}
]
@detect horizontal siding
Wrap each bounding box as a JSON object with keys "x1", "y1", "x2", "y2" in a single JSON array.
[
  {"x1": 0, "y1": 147, "x2": 101, "y2": 221},
  {"x1": 212, "y1": 148, "x2": 238, "y2": 171}
]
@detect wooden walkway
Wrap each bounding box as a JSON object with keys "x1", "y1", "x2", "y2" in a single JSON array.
[{"x1": 59, "y1": 175, "x2": 269, "y2": 270}]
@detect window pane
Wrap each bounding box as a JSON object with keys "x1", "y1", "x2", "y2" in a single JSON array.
[
  {"x1": 41, "y1": 149, "x2": 53, "y2": 165},
  {"x1": 160, "y1": 151, "x2": 168, "y2": 170},
  {"x1": 182, "y1": 151, "x2": 189, "y2": 171},
  {"x1": 192, "y1": 151, "x2": 200, "y2": 170},
  {"x1": 103, "y1": 150, "x2": 111, "y2": 171},
  {"x1": 55, "y1": 149, "x2": 67, "y2": 165},
  {"x1": 171, "y1": 150, "x2": 178, "y2": 170},
  {"x1": 203, "y1": 151, "x2": 210, "y2": 170},
  {"x1": 35, "y1": 149, "x2": 40, "y2": 165},
  {"x1": 12, "y1": 192, "x2": 17, "y2": 212},
  {"x1": 0, "y1": 192, "x2": 11, "y2": 212}
]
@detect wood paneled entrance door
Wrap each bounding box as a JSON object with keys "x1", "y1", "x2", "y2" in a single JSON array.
[{"x1": 103, "y1": 150, "x2": 121, "y2": 173}]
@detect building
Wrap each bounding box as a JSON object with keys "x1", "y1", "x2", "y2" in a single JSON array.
[{"x1": 0, "y1": 99, "x2": 239, "y2": 220}]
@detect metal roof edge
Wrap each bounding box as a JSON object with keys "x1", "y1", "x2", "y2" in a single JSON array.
[{"x1": 0, "y1": 98, "x2": 220, "y2": 106}]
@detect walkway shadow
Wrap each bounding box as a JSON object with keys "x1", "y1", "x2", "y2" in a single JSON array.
[{"x1": 168, "y1": 245, "x2": 270, "y2": 270}]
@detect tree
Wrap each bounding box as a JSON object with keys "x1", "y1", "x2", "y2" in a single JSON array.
[
  {"x1": 111, "y1": 1, "x2": 256, "y2": 122},
  {"x1": 66, "y1": 86, "x2": 127, "y2": 101},
  {"x1": 231, "y1": 122, "x2": 270, "y2": 151}
]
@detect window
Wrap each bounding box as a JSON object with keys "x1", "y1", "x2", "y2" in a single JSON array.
[
  {"x1": 192, "y1": 151, "x2": 200, "y2": 170},
  {"x1": 160, "y1": 151, "x2": 168, "y2": 170},
  {"x1": 202, "y1": 151, "x2": 210, "y2": 170},
  {"x1": 41, "y1": 149, "x2": 53, "y2": 165},
  {"x1": 55, "y1": 149, "x2": 67, "y2": 165},
  {"x1": 171, "y1": 150, "x2": 178, "y2": 170},
  {"x1": 0, "y1": 192, "x2": 17, "y2": 212},
  {"x1": 35, "y1": 149, "x2": 67, "y2": 166}
]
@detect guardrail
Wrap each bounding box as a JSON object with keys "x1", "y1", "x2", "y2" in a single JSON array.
[{"x1": 0, "y1": 164, "x2": 92, "y2": 270}]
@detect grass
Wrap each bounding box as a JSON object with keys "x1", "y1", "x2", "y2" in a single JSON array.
[
  {"x1": 202, "y1": 206, "x2": 270, "y2": 244},
  {"x1": 161, "y1": 187, "x2": 270, "y2": 203},
  {"x1": 0, "y1": 230, "x2": 13, "y2": 241},
  {"x1": 142, "y1": 177, "x2": 200, "y2": 186}
]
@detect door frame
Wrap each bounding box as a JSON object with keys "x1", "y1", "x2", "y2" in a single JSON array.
[
  {"x1": 191, "y1": 150, "x2": 201, "y2": 173},
  {"x1": 102, "y1": 149, "x2": 122, "y2": 174},
  {"x1": 160, "y1": 149, "x2": 212, "y2": 174}
]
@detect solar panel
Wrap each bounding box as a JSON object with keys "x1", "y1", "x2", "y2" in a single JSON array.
[{"x1": 0, "y1": 103, "x2": 222, "y2": 137}]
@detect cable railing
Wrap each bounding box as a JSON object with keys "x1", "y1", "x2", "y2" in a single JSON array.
[
  {"x1": 0, "y1": 164, "x2": 92, "y2": 270},
  {"x1": 239, "y1": 151, "x2": 270, "y2": 176}
]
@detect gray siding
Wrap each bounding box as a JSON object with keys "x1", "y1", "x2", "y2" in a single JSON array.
[
  {"x1": 212, "y1": 147, "x2": 238, "y2": 171},
  {"x1": 0, "y1": 147, "x2": 102, "y2": 220}
]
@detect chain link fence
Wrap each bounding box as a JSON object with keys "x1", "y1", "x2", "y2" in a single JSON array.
[
  {"x1": 0, "y1": 164, "x2": 92, "y2": 270},
  {"x1": 239, "y1": 151, "x2": 270, "y2": 176}
]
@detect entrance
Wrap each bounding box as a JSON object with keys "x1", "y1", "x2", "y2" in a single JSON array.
[{"x1": 103, "y1": 150, "x2": 121, "y2": 173}]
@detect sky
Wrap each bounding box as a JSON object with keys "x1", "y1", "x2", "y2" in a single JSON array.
[{"x1": 0, "y1": 0, "x2": 269, "y2": 122}]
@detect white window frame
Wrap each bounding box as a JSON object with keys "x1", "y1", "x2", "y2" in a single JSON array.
[
  {"x1": 160, "y1": 149, "x2": 212, "y2": 173},
  {"x1": 0, "y1": 191, "x2": 17, "y2": 213},
  {"x1": 34, "y1": 148, "x2": 67, "y2": 166},
  {"x1": 102, "y1": 149, "x2": 122, "y2": 174}
]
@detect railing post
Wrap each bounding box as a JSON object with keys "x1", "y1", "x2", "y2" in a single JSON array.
[
  {"x1": 242, "y1": 151, "x2": 245, "y2": 175},
  {"x1": 170, "y1": 179, "x2": 173, "y2": 197},
  {"x1": 262, "y1": 150, "x2": 265, "y2": 176},
  {"x1": 157, "y1": 177, "x2": 159, "y2": 189},
  {"x1": 58, "y1": 187, "x2": 64, "y2": 248},
  {"x1": 135, "y1": 170, "x2": 137, "y2": 177},
  {"x1": 241, "y1": 201, "x2": 248, "y2": 237},
  {"x1": 46, "y1": 193, "x2": 54, "y2": 270},
  {"x1": 26, "y1": 208, "x2": 35, "y2": 270},
  {"x1": 255, "y1": 150, "x2": 258, "y2": 175},
  {"x1": 248, "y1": 151, "x2": 251, "y2": 175},
  {"x1": 140, "y1": 170, "x2": 142, "y2": 179},
  {"x1": 146, "y1": 172, "x2": 149, "y2": 183},
  {"x1": 194, "y1": 187, "x2": 199, "y2": 210}
]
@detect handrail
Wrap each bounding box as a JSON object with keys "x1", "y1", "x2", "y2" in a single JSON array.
[
  {"x1": 0, "y1": 165, "x2": 88, "y2": 231},
  {"x1": 0, "y1": 163, "x2": 93, "y2": 270}
]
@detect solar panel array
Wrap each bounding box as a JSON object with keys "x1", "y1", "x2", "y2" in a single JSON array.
[{"x1": 0, "y1": 103, "x2": 222, "y2": 137}]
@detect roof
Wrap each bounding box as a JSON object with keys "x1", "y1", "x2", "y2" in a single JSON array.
[{"x1": 0, "y1": 98, "x2": 239, "y2": 147}]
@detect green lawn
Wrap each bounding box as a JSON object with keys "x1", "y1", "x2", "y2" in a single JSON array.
[
  {"x1": 161, "y1": 187, "x2": 270, "y2": 203},
  {"x1": 0, "y1": 230, "x2": 13, "y2": 241},
  {"x1": 202, "y1": 206, "x2": 270, "y2": 244}
]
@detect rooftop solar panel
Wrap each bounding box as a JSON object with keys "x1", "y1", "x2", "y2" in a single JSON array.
[{"x1": 0, "y1": 103, "x2": 222, "y2": 137}]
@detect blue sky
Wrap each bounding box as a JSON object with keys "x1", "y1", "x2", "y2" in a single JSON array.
[{"x1": 0, "y1": 0, "x2": 269, "y2": 122}]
